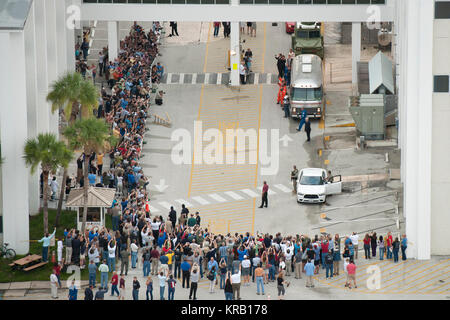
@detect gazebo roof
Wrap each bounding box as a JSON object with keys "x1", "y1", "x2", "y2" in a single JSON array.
[{"x1": 66, "y1": 187, "x2": 116, "y2": 208}]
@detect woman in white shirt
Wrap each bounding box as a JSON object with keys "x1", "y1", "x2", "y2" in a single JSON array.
[
  {"x1": 108, "y1": 240, "x2": 117, "y2": 272},
  {"x1": 116, "y1": 174, "x2": 123, "y2": 196}
]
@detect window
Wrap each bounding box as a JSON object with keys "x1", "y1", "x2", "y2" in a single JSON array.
[
  {"x1": 292, "y1": 87, "x2": 323, "y2": 101},
  {"x1": 435, "y1": 1, "x2": 450, "y2": 19},
  {"x1": 434, "y1": 75, "x2": 449, "y2": 93},
  {"x1": 300, "y1": 175, "x2": 324, "y2": 185}
]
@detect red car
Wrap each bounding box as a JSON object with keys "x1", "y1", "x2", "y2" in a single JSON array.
[{"x1": 285, "y1": 22, "x2": 295, "y2": 34}]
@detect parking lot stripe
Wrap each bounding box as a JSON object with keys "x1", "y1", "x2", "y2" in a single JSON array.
[
  {"x1": 175, "y1": 199, "x2": 193, "y2": 208},
  {"x1": 254, "y1": 73, "x2": 259, "y2": 84},
  {"x1": 241, "y1": 189, "x2": 259, "y2": 198},
  {"x1": 266, "y1": 73, "x2": 272, "y2": 85},
  {"x1": 224, "y1": 191, "x2": 244, "y2": 201},
  {"x1": 217, "y1": 73, "x2": 222, "y2": 85},
  {"x1": 274, "y1": 184, "x2": 292, "y2": 193},
  {"x1": 204, "y1": 73, "x2": 210, "y2": 84},
  {"x1": 208, "y1": 193, "x2": 227, "y2": 203},
  {"x1": 191, "y1": 196, "x2": 210, "y2": 206},
  {"x1": 166, "y1": 73, "x2": 172, "y2": 84},
  {"x1": 179, "y1": 73, "x2": 184, "y2": 84},
  {"x1": 192, "y1": 73, "x2": 197, "y2": 84}
]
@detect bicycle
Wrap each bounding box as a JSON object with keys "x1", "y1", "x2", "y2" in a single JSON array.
[{"x1": 1, "y1": 243, "x2": 16, "y2": 260}]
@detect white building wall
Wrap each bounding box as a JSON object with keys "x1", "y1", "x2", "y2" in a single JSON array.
[{"x1": 431, "y1": 18, "x2": 450, "y2": 255}]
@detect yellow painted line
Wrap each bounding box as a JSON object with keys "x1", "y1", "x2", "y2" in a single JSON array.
[
  {"x1": 203, "y1": 22, "x2": 212, "y2": 73},
  {"x1": 331, "y1": 123, "x2": 356, "y2": 128},
  {"x1": 326, "y1": 100, "x2": 331, "y2": 105},
  {"x1": 408, "y1": 270, "x2": 450, "y2": 294},
  {"x1": 380, "y1": 260, "x2": 448, "y2": 293},
  {"x1": 319, "y1": 228, "x2": 326, "y2": 233},
  {"x1": 324, "y1": 136, "x2": 330, "y2": 141},
  {"x1": 434, "y1": 278, "x2": 450, "y2": 294},
  {"x1": 318, "y1": 149, "x2": 322, "y2": 157},
  {"x1": 324, "y1": 160, "x2": 330, "y2": 165},
  {"x1": 384, "y1": 260, "x2": 450, "y2": 294},
  {"x1": 356, "y1": 260, "x2": 409, "y2": 284},
  {"x1": 320, "y1": 213, "x2": 327, "y2": 219}
]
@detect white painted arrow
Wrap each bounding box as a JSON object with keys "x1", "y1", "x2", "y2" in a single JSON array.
[
  {"x1": 279, "y1": 134, "x2": 293, "y2": 147},
  {"x1": 154, "y1": 179, "x2": 169, "y2": 192}
]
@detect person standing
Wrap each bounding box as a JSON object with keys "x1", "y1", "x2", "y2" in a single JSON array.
[
  {"x1": 251, "y1": 22, "x2": 257, "y2": 37},
  {"x1": 305, "y1": 117, "x2": 311, "y2": 142},
  {"x1": 255, "y1": 263, "x2": 265, "y2": 295},
  {"x1": 296, "y1": 107, "x2": 308, "y2": 132},
  {"x1": 370, "y1": 232, "x2": 378, "y2": 258},
  {"x1": 38, "y1": 228, "x2": 56, "y2": 262},
  {"x1": 98, "y1": 51, "x2": 104, "y2": 77},
  {"x1": 181, "y1": 258, "x2": 191, "y2": 288},
  {"x1": 239, "y1": 61, "x2": 247, "y2": 85},
  {"x1": 378, "y1": 235, "x2": 385, "y2": 260},
  {"x1": 130, "y1": 240, "x2": 138, "y2": 269},
  {"x1": 363, "y1": 234, "x2": 371, "y2": 259},
  {"x1": 150, "y1": 245, "x2": 160, "y2": 275},
  {"x1": 170, "y1": 21, "x2": 179, "y2": 36},
  {"x1": 277, "y1": 80, "x2": 287, "y2": 105},
  {"x1": 110, "y1": 271, "x2": 120, "y2": 297},
  {"x1": 283, "y1": 95, "x2": 290, "y2": 118},
  {"x1": 169, "y1": 206, "x2": 177, "y2": 230},
  {"x1": 304, "y1": 259, "x2": 315, "y2": 288},
  {"x1": 50, "y1": 270, "x2": 59, "y2": 299},
  {"x1": 401, "y1": 234, "x2": 408, "y2": 261},
  {"x1": 98, "y1": 259, "x2": 109, "y2": 290},
  {"x1": 258, "y1": 181, "x2": 269, "y2": 208},
  {"x1": 346, "y1": 259, "x2": 357, "y2": 289},
  {"x1": 132, "y1": 276, "x2": 140, "y2": 300},
  {"x1": 189, "y1": 265, "x2": 200, "y2": 300},
  {"x1": 291, "y1": 165, "x2": 299, "y2": 193},
  {"x1": 294, "y1": 247, "x2": 303, "y2": 279},
  {"x1": 119, "y1": 274, "x2": 125, "y2": 300},
  {"x1": 88, "y1": 260, "x2": 97, "y2": 288},
  {"x1": 68, "y1": 280, "x2": 78, "y2": 300},
  {"x1": 275, "y1": 54, "x2": 286, "y2": 78},
  {"x1": 392, "y1": 237, "x2": 400, "y2": 263},
  {"x1": 224, "y1": 272, "x2": 233, "y2": 300},
  {"x1": 195, "y1": 212, "x2": 201, "y2": 226},
  {"x1": 120, "y1": 246, "x2": 130, "y2": 276},
  {"x1": 386, "y1": 232, "x2": 393, "y2": 260},
  {"x1": 146, "y1": 276, "x2": 153, "y2": 300},
  {"x1": 158, "y1": 271, "x2": 167, "y2": 300},
  {"x1": 325, "y1": 250, "x2": 334, "y2": 279},
  {"x1": 277, "y1": 271, "x2": 286, "y2": 300},
  {"x1": 333, "y1": 234, "x2": 341, "y2": 276},
  {"x1": 208, "y1": 266, "x2": 217, "y2": 293},
  {"x1": 350, "y1": 232, "x2": 359, "y2": 260},
  {"x1": 213, "y1": 21, "x2": 220, "y2": 37},
  {"x1": 84, "y1": 285, "x2": 94, "y2": 300},
  {"x1": 168, "y1": 275, "x2": 176, "y2": 300}
]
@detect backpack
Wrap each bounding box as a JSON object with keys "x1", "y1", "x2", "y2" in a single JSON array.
[{"x1": 207, "y1": 272, "x2": 215, "y2": 281}]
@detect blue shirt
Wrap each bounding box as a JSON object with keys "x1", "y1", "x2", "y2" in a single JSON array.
[
  {"x1": 160, "y1": 255, "x2": 169, "y2": 265},
  {"x1": 128, "y1": 173, "x2": 135, "y2": 184},
  {"x1": 88, "y1": 173, "x2": 96, "y2": 185},
  {"x1": 237, "y1": 249, "x2": 248, "y2": 261},
  {"x1": 401, "y1": 238, "x2": 407, "y2": 247},
  {"x1": 88, "y1": 263, "x2": 97, "y2": 274},
  {"x1": 300, "y1": 109, "x2": 308, "y2": 120},
  {"x1": 121, "y1": 200, "x2": 128, "y2": 211},
  {"x1": 157, "y1": 232, "x2": 166, "y2": 247},
  {"x1": 88, "y1": 232, "x2": 98, "y2": 242},
  {"x1": 304, "y1": 262, "x2": 315, "y2": 276},
  {"x1": 181, "y1": 261, "x2": 191, "y2": 271},
  {"x1": 208, "y1": 260, "x2": 218, "y2": 271},
  {"x1": 38, "y1": 230, "x2": 56, "y2": 247},
  {"x1": 68, "y1": 287, "x2": 78, "y2": 300}
]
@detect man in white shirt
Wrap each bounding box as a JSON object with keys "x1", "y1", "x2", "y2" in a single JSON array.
[
  {"x1": 50, "y1": 270, "x2": 59, "y2": 299},
  {"x1": 350, "y1": 232, "x2": 359, "y2": 259},
  {"x1": 130, "y1": 240, "x2": 139, "y2": 269},
  {"x1": 230, "y1": 265, "x2": 242, "y2": 300},
  {"x1": 239, "y1": 61, "x2": 247, "y2": 85},
  {"x1": 241, "y1": 255, "x2": 251, "y2": 286},
  {"x1": 251, "y1": 254, "x2": 261, "y2": 282},
  {"x1": 284, "y1": 246, "x2": 294, "y2": 277}
]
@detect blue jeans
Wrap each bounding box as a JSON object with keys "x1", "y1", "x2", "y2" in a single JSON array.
[
  {"x1": 89, "y1": 273, "x2": 96, "y2": 287},
  {"x1": 393, "y1": 248, "x2": 399, "y2": 262},
  {"x1": 225, "y1": 292, "x2": 233, "y2": 300},
  {"x1": 379, "y1": 247, "x2": 384, "y2": 260},
  {"x1": 143, "y1": 261, "x2": 150, "y2": 277},
  {"x1": 100, "y1": 272, "x2": 108, "y2": 289},
  {"x1": 386, "y1": 246, "x2": 392, "y2": 259},
  {"x1": 146, "y1": 289, "x2": 153, "y2": 300},
  {"x1": 269, "y1": 265, "x2": 276, "y2": 281},
  {"x1": 321, "y1": 254, "x2": 326, "y2": 269},
  {"x1": 112, "y1": 216, "x2": 119, "y2": 231},
  {"x1": 174, "y1": 262, "x2": 181, "y2": 278},
  {"x1": 298, "y1": 119, "x2": 305, "y2": 131},
  {"x1": 132, "y1": 289, "x2": 139, "y2": 300},
  {"x1": 160, "y1": 286, "x2": 165, "y2": 300},
  {"x1": 325, "y1": 264, "x2": 334, "y2": 278},
  {"x1": 401, "y1": 246, "x2": 407, "y2": 261},
  {"x1": 131, "y1": 252, "x2": 137, "y2": 268},
  {"x1": 111, "y1": 284, "x2": 120, "y2": 296},
  {"x1": 168, "y1": 288, "x2": 175, "y2": 300},
  {"x1": 214, "y1": 26, "x2": 219, "y2": 36},
  {"x1": 42, "y1": 246, "x2": 49, "y2": 262},
  {"x1": 102, "y1": 249, "x2": 108, "y2": 261},
  {"x1": 220, "y1": 273, "x2": 226, "y2": 289},
  {"x1": 108, "y1": 257, "x2": 116, "y2": 272},
  {"x1": 256, "y1": 276, "x2": 264, "y2": 294}
]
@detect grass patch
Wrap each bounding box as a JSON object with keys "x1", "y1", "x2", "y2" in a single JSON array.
[{"x1": 0, "y1": 208, "x2": 112, "y2": 283}]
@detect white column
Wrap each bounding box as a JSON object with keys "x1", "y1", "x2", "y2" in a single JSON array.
[
  {"x1": 56, "y1": 0, "x2": 68, "y2": 76},
  {"x1": 34, "y1": 0, "x2": 50, "y2": 134},
  {"x1": 45, "y1": 0, "x2": 59, "y2": 136},
  {"x1": 66, "y1": 0, "x2": 76, "y2": 72},
  {"x1": 108, "y1": 21, "x2": 120, "y2": 63},
  {"x1": 230, "y1": 22, "x2": 240, "y2": 86},
  {"x1": 351, "y1": 22, "x2": 361, "y2": 94},
  {"x1": 0, "y1": 31, "x2": 30, "y2": 255},
  {"x1": 24, "y1": 1, "x2": 40, "y2": 216},
  {"x1": 399, "y1": 0, "x2": 408, "y2": 185},
  {"x1": 403, "y1": 0, "x2": 433, "y2": 260}
]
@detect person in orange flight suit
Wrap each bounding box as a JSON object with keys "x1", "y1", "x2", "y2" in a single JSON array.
[{"x1": 277, "y1": 80, "x2": 287, "y2": 105}]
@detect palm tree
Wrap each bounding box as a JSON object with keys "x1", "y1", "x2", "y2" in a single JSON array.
[
  {"x1": 64, "y1": 118, "x2": 116, "y2": 233},
  {"x1": 24, "y1": 133, "x2": 73, "y2": 234},
  {"x1": 46, "y1": 72, "x2": 99, "y2": 226}
]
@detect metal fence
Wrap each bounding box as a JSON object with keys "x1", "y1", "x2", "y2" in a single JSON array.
[{"x1": 82, "y1": 0, "x2": 386, "y2": 5}]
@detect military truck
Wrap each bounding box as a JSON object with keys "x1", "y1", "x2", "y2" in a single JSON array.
[{"x1": 291, "y1": 22, "x2": 324, "y2": 59}]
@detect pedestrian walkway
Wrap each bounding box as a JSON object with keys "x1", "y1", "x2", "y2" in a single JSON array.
[{"x1": 159, "y1": 72, "x2": 279, "y2": 85}]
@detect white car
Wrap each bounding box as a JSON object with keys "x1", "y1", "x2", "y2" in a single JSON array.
[{"x1": 297, "y1": 168, "x2": 342, "y2": 204}]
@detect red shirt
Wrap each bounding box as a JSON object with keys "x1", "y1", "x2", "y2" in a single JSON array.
[
  {"x1": 111, "y1": 274, "x2": 118, "y2": 285},
  {"x1": 347, "y1": 263, "x2": 356, "y2": 275},
  {"x1": 363, "y1": 238, "x2": 370, "y2": 245},
  {"x1": 262, "y1": 184, "x2": 269, "y2": 194},
  {"x1": 387, "y1": 235, "x2": 393, "y2": 247}
]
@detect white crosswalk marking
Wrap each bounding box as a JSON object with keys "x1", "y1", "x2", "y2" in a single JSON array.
[
  {"x1": 192, "y1": 196, "x2": 210, "y2": 205},
  {"x1": 147, "y1": 205, "x2": 160, "y2": 213},
  {"x1": 274, "y1": 184, "x2": 292, "y2": 193},
  {"x1": 208, "y1": 193, "x2": 227, "y2": 203},
  {"x1": 204, "y1": 73, "x2": 210, "y2": 84},
  {"x1": 166, "y1": 73, "x2": 172, "y2": 84},
  {"x1": 175, "y1": 199, "x2": 193, "y2": 208},
  {"x1": 241, "y1": 189, "x2": 259, "y2": 198},
  {"x1": 158, "y1": 201, "x2": 173, "y2": 210},
  {"x1": 254, "y1": 73, "x2": 259, "y2": 84},
  {"x1": 257, "y1": 187, "x2": 277, "y2": 195},
  {"x1": 192, "y1": 73, "x2": 197, "y2": 84},
  {"x1": 179, "y1": 73, "x2": 184, "y2": 84},
  {"x1": 224, "y1": 191, "x2": 244, "y2": 201},
  {"x1": 217, "y1": 73, "x2": 222, "y2": 85},
  {"x1": 266, "y1": 73, "x2": 272, "y2": 85}
]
